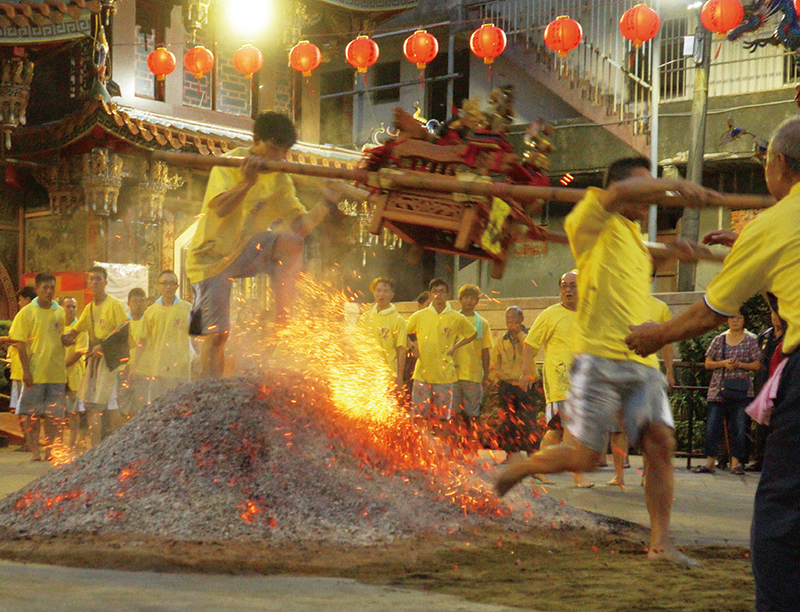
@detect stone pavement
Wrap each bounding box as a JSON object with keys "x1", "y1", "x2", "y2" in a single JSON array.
[{"x1": 0, "y1": 445, "x2": 756, "y2": 611}]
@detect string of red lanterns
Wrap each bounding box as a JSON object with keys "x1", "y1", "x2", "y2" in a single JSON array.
[{"x1": 148, "y1": 3, "x2": 746, "y2": 84}]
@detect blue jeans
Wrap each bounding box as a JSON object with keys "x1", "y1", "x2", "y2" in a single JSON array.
[{"x1": 703, "y1": 398, "x2": 751, "y2": 463}]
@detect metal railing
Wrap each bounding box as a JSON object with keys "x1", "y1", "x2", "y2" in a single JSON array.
[
  {"x1": 472, "y1": 0, "x2": 655, "y2": 136},
  {"x1": 470, "y1": 1, "x2": 799, "y2": 127}
]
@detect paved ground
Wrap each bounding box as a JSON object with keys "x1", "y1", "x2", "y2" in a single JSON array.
[{"x1": 0, "y1": 444, "x2": 756, "y2": 611}]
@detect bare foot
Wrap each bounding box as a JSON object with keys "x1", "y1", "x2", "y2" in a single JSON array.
[
  {"x1": 647, "y1": 546, "x2": 701, "y2": 567},
  {"x1": 495, "y1": 456, "x2": 534, "y2": 497},
  {"x1": 606, "y1": 475, "x2": 625, "y2": 488},
  {"x1": 533, "y1": 474, "x2": 555, "y2": 484},
  {"x1": 573, "y1": 481, "x2": 595, "y2": 489}
]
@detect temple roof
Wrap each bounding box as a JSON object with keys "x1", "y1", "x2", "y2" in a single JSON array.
[
  {"x1": 0, "y1": 0, "x2": 99, "y2": 44},
  {"x1": 8, "y1": 98, "x2": 362, "y2": 166}
]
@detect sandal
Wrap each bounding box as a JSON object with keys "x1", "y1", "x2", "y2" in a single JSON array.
[
  {"x1": 731, "y1": 466, "x2": 745, "y2": 476},
  {"x1": 692, "y1": 465, "x2": 714, "y2": 474}
]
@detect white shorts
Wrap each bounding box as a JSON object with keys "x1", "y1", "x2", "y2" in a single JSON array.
[
  {"x1": 565, "y1": 354, "x2": 673, "y2": 453},
  {"x1": 10, "y1": 379, "x2": 22, "y2": 413}
]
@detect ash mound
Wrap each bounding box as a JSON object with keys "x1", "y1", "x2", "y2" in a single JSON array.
[{"x1": 0, "y1": 375, "x2": 613, "y2": 544}]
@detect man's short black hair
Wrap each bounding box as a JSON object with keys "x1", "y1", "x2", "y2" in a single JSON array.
[
  {"x1": 35, "y1": 272, "x2": 56, "y2": 287},
  {"x1": 253, "y1": 112, "x2": 297, "y2": 149},
  {"x1": 428, "y1": 278, "x2": 449, "y2": 293},
  {"x1": 128, "y1": 287, "x2": 146, "y2": 301},
  {"x1": 603, "y1": 157, "x2": 651, "y2": 188},
  {"x1": 87, "y1": 265, "x2": 108, "y2": 280},
  {"x1": 18, "y1": 286, "x2": 37, "y2": 300}
]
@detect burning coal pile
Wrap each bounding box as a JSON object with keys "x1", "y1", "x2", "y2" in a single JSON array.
[{"x1": 0, "y1": 277, "x2": 614, "y2": 545}]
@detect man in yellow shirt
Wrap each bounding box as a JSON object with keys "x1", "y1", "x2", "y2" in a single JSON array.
[
  {"x1": 186, "y1": 112, "x2": 331, "y2": 378},
  {"x1": 0, "y1": 286, "x2": 36, "y2": 451},
  {"x1": 115, "y1": 287, "x2": 147, "y2": 417},
  {"x1": 453, "y1": 284, "x2": 493, "y2": 425},
  {"x1": 9, "y1": 273, "x2": 66, "y2": 461},
  {"x1": 406, "y1": 278, "x2": 476, "y2": 421},
  {"x1": 496, "y1": 157, "x2": 717, "y2": 567},
  {"x1": 63, "y1": 266, "x2": 129, "y2": 448},
  {"x1": 519, "y1": 270, "x2": 593, "y2": 488},
  {"x1": 490, "y1": 306, "x2": 539, "y2": 453},
  {"x1": 627, "y1": 118, "x2": 800, "y2": 607},
  {"x1": 63, "y1": 297, "x2": 88, "y2": 450},
  {"x1": 357, "y1": 277, "x2": 407, "y2": 388},
  {"x1": 137, "y1": 270, "x2": 193, "y2": 406}
]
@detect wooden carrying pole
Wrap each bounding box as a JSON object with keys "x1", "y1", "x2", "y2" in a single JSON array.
[{"x1": 150, "y1": 150, "x2": 776, "y2": 210}]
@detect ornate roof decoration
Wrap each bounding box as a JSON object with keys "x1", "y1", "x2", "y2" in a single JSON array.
[
  {"x1": 312, "y1": 0, "x2": 416, "y2": 11},
  {"x1": 9, "y1": 98, "x2": 362, "y2": 167},
  {"x1": 0, "y1": 0, "x2": 99, "y2": 44}
]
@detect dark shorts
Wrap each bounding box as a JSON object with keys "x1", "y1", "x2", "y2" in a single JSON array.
[{"x1": 190, "y1": 231, "x2": 279, "y2": 335}]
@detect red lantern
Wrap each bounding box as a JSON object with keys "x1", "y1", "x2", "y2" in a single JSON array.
[
  {"x1": 544, "y1": 16, "x2": 583, "y2": 58},
  {"x1": 619, "y1": 4, "x2": 661, "y2": 49},
  {"x1": 403, "y1": 30, "x2": 439, "y2": 69},
  {"x1": 233, "y1": 44, "x2": 264, "y2": 79},
  {"x1": 147, "y1": 47, "x2": 176, "y2": 81},
  {"x1": 700, "y1": 0, "x2": 745, "y2": 37},
  {"x1": 289, "y1": 41, "x2": 321, "y2": 77},
  {"x1": 470, "y1": 23, "x2": 507, "y2": 64},
  {"x1": 345, "y1": 36, "x2": 380, "y2": 73},
  {"x1": 184, "y1": 45, "x2": 214, "y2": 79}
]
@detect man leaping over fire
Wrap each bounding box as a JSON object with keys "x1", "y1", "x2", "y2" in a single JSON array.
[{"x1": 186, "y1": 112, "x2": 337, "y2": 379}]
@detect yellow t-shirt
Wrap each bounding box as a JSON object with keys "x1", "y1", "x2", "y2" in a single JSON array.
[
  {"x1": 65, "y1": 317, "x2": 88, "y2": 392},
  {"x1": 126, "y1": 317, "x2": 144, "y2": 374},
  {"x1": 564, "y1": 187, "x2": 656, "y2": 368},
  {"x1": 491, "y1": 328, "x2": 534, "y2": 382},
  {"x1": 186, "y1": 147, "x2": 307, "y2": 283},
  {"x1": 73, "y1": 295, "x2": 129, "y2": 342},
  {"x1": 9, "y1": 299, "x2": 66, "y2": 384},
  {"x1": 454, "y1": 312, "x2": 493, "y2": 383},
  {"x1": 650, "y1": 297, "x2": 671, "y2": 324},
  {"x1": 137, "y1": 299, "x2": 193, "y2": 379},
  {"x1": 406, "y1": 304, "x2": 476, "y2": 384},
  {"x1": 357, "y1": 304, "x2": 408, "y2": 375},
  {"x1": 706, "y1": 182, "x2": 800, "y2": 354},
  {"x1": 524, "y1": 303, "x2": 575, "y2": 404}
]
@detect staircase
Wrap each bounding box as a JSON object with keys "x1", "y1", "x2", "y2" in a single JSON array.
[{"x1": 469, "y1": 0, "x2": 653, "y2": 155}]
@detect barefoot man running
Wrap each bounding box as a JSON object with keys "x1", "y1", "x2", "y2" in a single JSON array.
[{"x1": 495, "y1": 157, "x2": 719, "y2": 566}]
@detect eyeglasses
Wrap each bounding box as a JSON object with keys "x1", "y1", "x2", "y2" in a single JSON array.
[
  {"x1": 158, "y1": 281, "x2": 178, "y2": 286},
  {"x1": 559, "y1": 283, "x2": 577, "y2": 290}
]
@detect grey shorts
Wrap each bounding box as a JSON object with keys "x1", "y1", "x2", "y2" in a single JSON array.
[
  {"x1": 565, "y1": 354, "x2": 674, "y2": 453},
  {"x1": 191, "y1": 231, "x2": 279, "y2": 335},
  {"x1": 19, "y1": 383, "x2": 66, "y2": 418},
  {"x1": 411, "y1": 381, "x2": 454, "y2": 421},
  {"x1": 453, "y1": 380, "x2": 483, "y2": 417}
]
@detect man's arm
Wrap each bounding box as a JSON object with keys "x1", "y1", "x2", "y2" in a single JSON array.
[
  {"x1": 626, "y1": 300, "x2": 726, "y2": 356},
  {"x1": 17, "y1": 342, "x2": 32, "y2": 388},
  {"x1": 518, "y1": 343, "x2": 538, "y2": 391},
  {"x1": 65, "y1": 349, "x2": 85, "y2": 368},
  {"x1": 604, "y1": 177, "x2": 721, "y2": 213},
  {"x1": 481, "y1": 347, "x2": 491, "y2": 387},
  {"x1": 448, "y1": 332, "x2": 477, "y2": 356},
  {"x1": 207, "y1": 157, "x2": 260, "y2": 218},
  {"x1": 662, "y1": 342, "x2": 675, "y2": 387},
  {"x1": 395, "y1": 346, "x2": 406, "y2": 386}
]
